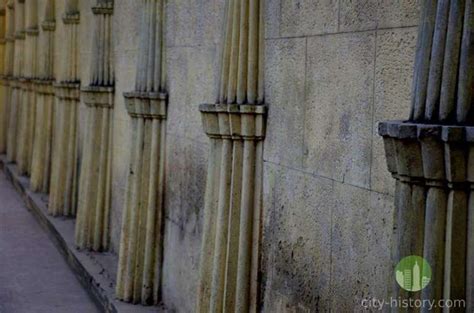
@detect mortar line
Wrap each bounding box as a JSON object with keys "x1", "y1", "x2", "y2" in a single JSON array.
[
  {"x1": 263, "y1": 159, "x2": 394, "y2": 197},
  {"x1": 265, "y1": 24, "x2": 418, "y2": 41},
  {"x1": 368, "y1": 29, "x2": 378, "y2": 190}
]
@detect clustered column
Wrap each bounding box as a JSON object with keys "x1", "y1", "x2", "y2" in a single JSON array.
[
  {"x1": 379, "y1": 0, "x2": 474, "y2": 309},
  {"x1": 30, "y1": 0, "x2": 55, "y2": 193},
  {"x1": 3, "y1": 1, "x2": 13, "y2": 157},
  {"x1": 76, "y1": 0, "x2": 114, "y2": 252},
  {"x1": 16, "y1": 0, "x2": 38, "y2": 176},
  {"x1": 0, "y1": 1, "x2": 7, "y2": 154},
  {"x1": 6, "y1": 0, "x2": 23, "y2": 163},
  {"x1": 196, "y1": 0, "x2": 266, "y2": 312},
  {"x1": 116, "y1": 0, "x2": 166, "y2": 305},
  {"x1": 48, "y1": 0, "x2": 80, "y2": 216}
]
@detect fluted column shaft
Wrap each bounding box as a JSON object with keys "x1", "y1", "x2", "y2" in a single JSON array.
[
  {"x1": 197, "y1": 0, "x2": 265, "y2": 312},
  {"x1": 116, "y1": 0, "x2": 166, "y2": 306},
  {"x1": 30, "y1": 0, "x2": 55, "y2": 193},
  {"x1": 16, "y1": 0, "x2": 38, "y2": 175},
  {"x1": 48, "y1": 6, "x2": 80, "y2": 216},
  {"x1": 0, "y1": 3, "x2": 7, "y2": 153},
  {"x1": 76, "y1": 0, "x2": 114, "y2": 252},
  {"x1": 380, "y1": 0, "x2": 474, "y2": 310},
  {"x1": 6, "y1": 0, "x2": 22, "y2": 163}
]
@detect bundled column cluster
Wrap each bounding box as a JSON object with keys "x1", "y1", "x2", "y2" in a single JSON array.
[
  {"x1": 48, "y1": 0, "x2": 80, "y2": 216},
  {"x1": 116, "y1": 0, "x2": 167, "y2": 305},
  {"x1": 30, "y1": 0, "x2": 55, "y2": 193},
  {"x1": 379, "y1": 0, "x2": 474, "y2": 309},
  {"x1": 196, "y1": 0, "x2": 266, "y2": 312},
  {"x1": 0, "y1": 1, "x2": 7, "y2": 153},
  {"x1": 0, "y1": 0, "x2": 268, "y2": 311},
  {"x1": 75, "y1": 0, "x2": 114, "y2": 252}
]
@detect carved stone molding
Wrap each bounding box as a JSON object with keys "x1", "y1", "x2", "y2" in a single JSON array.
[
  {"x1": 379, "y1": 121, "x2": 473, "y2": 306},
  {"x1": 200, "y1": 104, "x2": 266, "y2": 140},
  {"x1": 197, "y1": 105, "x2": 266, "y2": 313},
  {"x1": 81, "y1": 86, "x2": 114, "y2": 108},
  {"x1": 123, "y1": 92, "x2": 166, "y2": 119}
]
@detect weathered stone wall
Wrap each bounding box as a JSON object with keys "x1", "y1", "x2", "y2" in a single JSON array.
[
  {"x1": 65, "y1": 0, "x2": 420, "y2": 311},
  {"x1": 262, "y1": 1, "x2": 420, "y2": 311}
]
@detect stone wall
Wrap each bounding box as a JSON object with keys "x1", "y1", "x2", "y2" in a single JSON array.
[
  {"x1": 13, "y1": 0, "x2": 421, "y2": 311},
  {"x1": 100, "y1": 0, "x2": 421, "y2": 311},
  {"x1": 261, "y1": 1, "x2": 420, "y2": 311}
]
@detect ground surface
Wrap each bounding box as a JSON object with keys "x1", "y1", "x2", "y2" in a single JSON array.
[{"x1": 0, "y1": 171, "x2": 100, "y2": 313}]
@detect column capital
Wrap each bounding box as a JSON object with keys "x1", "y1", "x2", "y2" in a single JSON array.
[
  {"x1": 379, "y1": 120, "x2": 474, "y2": 187},
  {"x1": 62, "y1": 13, "x2": 79, "y2": 24},
  {"x1": 91, "y1": 2, "x2": 113, "y2": 15},
  {"x1": 200, "y1": 103, "x2": 266, "y2": 140},
  {"x1": 81, "y1": 86, "x2": 114, "y2": 108},
  {"x1": 123, "y1": 91, "x2": 167, "y2": 119}
]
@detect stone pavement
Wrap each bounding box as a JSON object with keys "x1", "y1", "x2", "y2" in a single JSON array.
[{"x1": 0, "y1": 171, "x2": 100, "y2": 313}]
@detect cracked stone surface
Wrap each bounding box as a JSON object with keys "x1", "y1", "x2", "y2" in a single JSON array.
[{"x1": 0, "y1": 171, "x2": 100, "y2": 313}]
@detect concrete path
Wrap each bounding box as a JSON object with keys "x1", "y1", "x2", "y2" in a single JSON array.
[{"x1": 0, "y1": 171, "x2": 100, "y2": 313}]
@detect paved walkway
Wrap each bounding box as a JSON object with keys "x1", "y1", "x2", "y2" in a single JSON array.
[{"x1": 0, "y1": 171, "x2": 100, "y2": 313}]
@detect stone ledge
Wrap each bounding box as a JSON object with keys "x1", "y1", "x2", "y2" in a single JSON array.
[
  {"x1": 54, "y1": 82, "x2": 81, "y2": 100},
  {"x1": 35, "y1": 79, "x2": 55, "y2": 95},
  {"x1": 378, "y1": 120, "x2": 474, "y2": 142},
  {"x1": 41, "y1": 21, "x2": 56, "y2": 31},
  {"x1": 378, "y1": 120, "x2": 474, "y2": 186},
  {"x1": 124, "y1": 91, "x2": 167, "y2": 119},
  {"x1": 0, "y1": 155, "x2": 167, "y2": 313},
  {"x1": 200, "y1": 103, "x2": 266, "y2": 140},
  {"x1": 63, "y1": 13, "x2": 80, "y2": 24},
  {"x1": 82, "y1": 86, "x2": 115, "y2": 108}
]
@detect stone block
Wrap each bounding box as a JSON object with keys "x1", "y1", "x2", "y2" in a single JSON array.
[
  {"x1": 264, "y1": 0, "x2": 280, "y2": 38},
  {"x1": 280, "y1": 0, "x2": 338, "y2": 37},
  {"x1": 264, "y1": 38, "x2": 306, "y2": 169},
  {"x1": 262, "y1": 163, "x2": 333, "y2": 311},
  {"x1": 304, "y1": 32, "x2": 375, "y2": 188},
  {"x1": 166, "y1": 45, "x2": 219, "y2": 143},
  {"x1": 372, "y1": 27, "x2": 417, "y2": 195},
  {"x1": 339, "y1": 0, "x2": 420, "y2": 32},
  {"x1": 113, "y1": 0, "x2": 140, "y2": 53}
]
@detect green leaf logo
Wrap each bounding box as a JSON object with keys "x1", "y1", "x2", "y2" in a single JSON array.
[{"x1": 395, "y1": 256, "x2": 431, "y2": 292}]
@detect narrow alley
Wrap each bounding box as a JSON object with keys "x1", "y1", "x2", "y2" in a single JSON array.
[{"x1": 0, "y1": 171, "x2": 99, "y2": 313}]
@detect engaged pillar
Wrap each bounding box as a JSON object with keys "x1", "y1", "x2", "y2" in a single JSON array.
[
  {"x1": 48, "y1": 1, "x2": 80, "y2": 216},
  {"x1": 379, "y1": 0, "x2": 474, "y2": 310},
  {"x1": 75, "y1": 0, "x2": 114, "y2": 252},
  {"x1": 196, "y1": 0, "x2": 266, "y2": 311}
]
